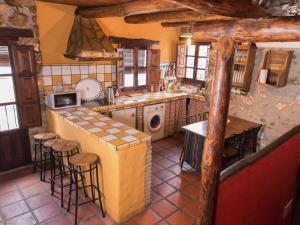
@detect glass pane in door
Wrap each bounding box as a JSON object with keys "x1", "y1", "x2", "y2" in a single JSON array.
[
  {"x1": 0, "y1": 104, "x2": 19, "y2": 131},
  {"x1": 187, "y1": 45, "x2": 196, "y2": 56},
  {"x1": 0, "y1": 46, "x2": 12, "y2": 75},
  {"x1": 124, "y1": 49, "x2": 134, "y2": 67},
  {"x1": 138, "y1": 49, "x2": 147, "y2": 67},
  {"x1": 186, "y1": 68, "x2": 194, "y2": 79},
  {"x1": 138, "y1": 68, "x2": 147, "y2": 86},
  {"x1": 0, "y1": 76, "x2": 16, "y2": 104}
]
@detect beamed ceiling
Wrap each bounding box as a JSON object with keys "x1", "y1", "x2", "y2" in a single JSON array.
[{"x1": 7, "y1": 0, "x2": 300, "y2": 27}]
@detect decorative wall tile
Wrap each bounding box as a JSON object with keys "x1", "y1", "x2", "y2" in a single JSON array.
[{"x1": 42, "y1": 64, "x2": 117, "y2": 95}]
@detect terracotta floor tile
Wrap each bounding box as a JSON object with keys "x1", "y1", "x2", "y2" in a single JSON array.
[
  {"x1": 0, "y1": 190, "x2": 23, "y2": 207},
  {"x1": 33, "y1": 202, "x2": 62, "y2": 223},
  {"x1": 181, "y1": 184, "x2": 200, "y2": 200},
  {"x1": 152, "y1": 153, "x2": 164, "y2": 162},
  {"x1": 180, "y1": 172, "x2": 200, "y2": 183},
  {"x1": 155, "y1": 170, "x2": 176, "y2": 181},
  {"x1": 152, "y1": 163, "x2": 164, "y2": 174},
  {"x1": 15, "y1": 174, "x2": 39, "y2": 188},
  {"x1": 156, "y1": 221, "x2": 169, "y2": 225},
  {"x1": 151, "y1": 199, "x2": 177, "y2": 218},
  {"x1": 152, "y1": 183, "x2": 177, "y2": 198},
  {"x1": 167, "y1": 176, "x2": 189, "y2": 190},
  {"x1": 0, "y1": 182, "x2": 17, "y2": 196},
  {"x1": 41, "y1": 214, "x2": 72, "y2": 225},
  {"x1": 167, "y1": 154, "x2": 181, "y2": 163},
  {"x1": 151, "y1": 191, "x2": 162, "y2": 203},
  {"x1": 155, "y1": 159, "x2": 176, "y2": 169},
  {"x1": 21, "y1": 182, "x2": 46, "y2": 199},
  {"x1": 26, "y1": 192, "x2": 55, "y2": 210},
  {"x1": 182, "y1": 201, "x2": 199, "y2": 218},
  {"x1": 134, "y1": 209, "x2": 161, "y2": 225},
  {"x1": 166, "y1": 211, "x2": 194, "y2": 225},
  {"x1": 68, "y1": 202, "x2": 99, "y2": 222},
  {"x1": 157, "y1": 150, "x2": 174, "y2": 158},
  {"x1": 152, "y1": 175, "x2": 164, "y2": 187},
  {"x1": 6, "y1": 212, "x2": 37, "y2": 225},
  {"x1": 167, "y1": 165, "x2": 184, "y2": 176},
  {"x1": 166, "y1": 192, "x2": 191, "y2": 208},
  {"x1": 0, "y1": 200, "x2": 29, "y2": 220},
  {"x1": 120, "y1": 219, "x2": 137, "y2": 225}
]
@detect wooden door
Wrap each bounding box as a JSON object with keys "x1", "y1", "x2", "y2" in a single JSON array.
[
  {"x1": 176, "y1": 45, "x2": 187, "y2": 78},
  {"x1": 0, "y1": 44, "x2": 39, "y2": 172}
]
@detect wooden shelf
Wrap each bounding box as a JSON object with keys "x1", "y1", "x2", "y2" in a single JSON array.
[
  {"x1": 256, "y1": 50, "x2": 293, "y2": 87},
  {"x1": 232, "y1": 43, "x2": 257, "y2": 92}
]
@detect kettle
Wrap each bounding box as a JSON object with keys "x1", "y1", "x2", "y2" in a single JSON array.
[{"x1": 106, "y1": 86, "x2": 115, "y2": 104}]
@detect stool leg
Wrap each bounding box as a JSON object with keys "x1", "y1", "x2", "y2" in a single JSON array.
[
  {"x1": 39, "y1": 142, "x2": 43, "y2": 181},
  {"x1": 42, "y1": 150, "x2": 47, "y2": 182},
  {"x1": 59, "y1": 155, "x2": 64, "y2": 208},
  {"x1": 75, "y1": 169, "x2": 79, "y2": 225},
  {"x1": 67, "y1": 164, "x2": 73, "y2": 212},
  {"x1": 95, "y1": 164, "x2": 105, "y2": 217},
  {"x1": 33, "y1": 142, "x2": 37, "y2": 173},
  {"x1": 89, "y1": 165, "x2": 95, "y2": 203},
  {"x1": 51, "y1": 154, "x2": 56, "y2": 196},
  {"x1": 50, "y1": 151, "x2": 54, "y2": 193},
  {"x1": 78, "y1": 167, "x2": 88, "y2": 197}
]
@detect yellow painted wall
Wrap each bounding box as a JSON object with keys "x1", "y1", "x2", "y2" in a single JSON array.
[{"x1": 36, "y1": 2, "x2": 180, "y2": 64}]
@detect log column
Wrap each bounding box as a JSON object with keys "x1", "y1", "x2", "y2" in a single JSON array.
[{"x1": 197, "y1": 35, "x2": 235, "y2": 225}]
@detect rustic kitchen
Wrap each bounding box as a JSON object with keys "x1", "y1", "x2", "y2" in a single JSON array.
[{"x1": 0, "y1": 1, "x2": 300, "y2": 225}]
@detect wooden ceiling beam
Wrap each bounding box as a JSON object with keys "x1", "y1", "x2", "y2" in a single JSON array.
[
  {"x1": 37, "y1": 0, "x2": 132, "y2": 7},
  {"x1": 124, "y1": 9, "x2": 232, "y2": 24},
  {"x1": 192, "y1": 17, "x2": 300, "y2": 42},
  {"x1": 76, "y1": 0, "x2": 183, "y2": 18},
  {"x1": 163, "y1": 0, "x2": 268, "y2": 18}
]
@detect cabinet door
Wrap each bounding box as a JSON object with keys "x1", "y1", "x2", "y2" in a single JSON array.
[
  {"x1": 147, "y1": 49, "x2": 160, "y2": 86},
  {"x1": 11, "y1": 45, "x2": 42, "y2": 128},
  {"x1": 176, "y1": 45, "x2": 187, "y2": 78}
]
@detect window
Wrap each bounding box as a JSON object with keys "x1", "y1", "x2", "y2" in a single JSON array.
[
  {"x1": 123, "y1": 48, "x2": 147, "y2": 90},
  {"x1": 0, "y1": 46, "x2": 19, "y2": 131},
  {"x1": 184, "y1": 44, "x2": 210, "y2": 84}
]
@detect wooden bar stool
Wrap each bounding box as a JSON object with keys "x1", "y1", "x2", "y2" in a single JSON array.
[
  {"x1": 51, "y1": 140, "x2": 87, "y2": 208},
  {"x1": 68, "y1": 153, "x2": 105, "y2": 225},
  {"x1": 33, "y1": 132, "x2": 57, "y2": 181},
  {"x1": 43, "y1": 138, "x2": 61, "y2": 182}
]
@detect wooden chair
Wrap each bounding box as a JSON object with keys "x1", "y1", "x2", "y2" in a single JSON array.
[
  {"x1": 244, "y1": 125, "x2": 262, "y2": 153},
  {"x1": 223, "y1": 132, "x2": 246, "y2": 168}
]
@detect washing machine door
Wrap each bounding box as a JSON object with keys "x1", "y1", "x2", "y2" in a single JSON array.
[{"x1": 147, "y1": 113, "x2": 162, "y2": 133}]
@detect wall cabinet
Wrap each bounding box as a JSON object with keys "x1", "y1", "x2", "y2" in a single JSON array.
[{"x1": 232, "y1": 43, "x2": 257, "y2": 92}]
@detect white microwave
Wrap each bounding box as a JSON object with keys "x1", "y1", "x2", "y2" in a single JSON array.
[{"x1": 45, "y1": 91, "x2": 81, "y2": 109}]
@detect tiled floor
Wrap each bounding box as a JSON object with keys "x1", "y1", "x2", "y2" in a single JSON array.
[{"x1": 0, "y1": 134, "x2": 200, "y2": 225}]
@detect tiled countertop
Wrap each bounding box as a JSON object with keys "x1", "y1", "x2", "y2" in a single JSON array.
[
  {"x1": 90, "y1": 92, "x2": 205, "y2": 113},
  {"x1": 52, "y1": 106, "x2": 151, "y2": 150}
]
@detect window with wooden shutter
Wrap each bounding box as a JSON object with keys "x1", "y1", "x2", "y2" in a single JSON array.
[
  {"x1": 11, "y1": 45, "x2": 41, "y2": 128},
  {"x1": 176, "y1": 43, "x2": 210, "y2": 86},
  {"x1": 116, "y1": 47, "x2": 160, "y2": 92}
]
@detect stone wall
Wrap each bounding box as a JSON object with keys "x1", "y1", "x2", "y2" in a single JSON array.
[
  {"x1": 229, "y1": 48, "x2": 300, "y2": 148},
  {"x1": 0, "y1": 0, "x2": 46, "y2": 154}
]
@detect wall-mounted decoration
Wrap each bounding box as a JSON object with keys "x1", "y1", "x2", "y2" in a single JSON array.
[
  {"x1": 232, "y1": 43, "x2": 257, "y2": 92},
  {"x1": 256, "y1": 50, "x2": 293, "y2": 87}
]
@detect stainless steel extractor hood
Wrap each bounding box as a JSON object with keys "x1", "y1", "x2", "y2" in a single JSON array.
[{"x1": 64, "y1": 15, "x2": 120, "y2": 61}]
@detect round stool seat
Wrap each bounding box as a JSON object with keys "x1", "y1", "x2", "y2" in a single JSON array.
[
  {"x1": 34, "y1": 132, "x2": 56, "y2": 141},
  {"x1": 60, "y1": 141, "x2": 80, "y2": 153},
  {"x1": 44, "y1": 138, "x2": 62, "y2": 148},
  {"x1": 70, "y1": 153, "x2": 98, "y2": 167},
  {"x1": 52, "y1": 139, "x2": 69, "y2": 152}
]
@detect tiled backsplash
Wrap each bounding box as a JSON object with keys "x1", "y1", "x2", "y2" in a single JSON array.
[{"x1": 42, "y1": 63, "x2": 117, "y2": 95}]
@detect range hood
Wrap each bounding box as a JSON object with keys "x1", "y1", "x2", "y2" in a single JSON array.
[{"x1": 64, "y1": 15, "x2": 121, "y2": 61}]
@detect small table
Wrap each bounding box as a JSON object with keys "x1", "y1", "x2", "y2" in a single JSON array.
[{"x1": 181, "y1": 116, "x2": 261, "y2": 171}]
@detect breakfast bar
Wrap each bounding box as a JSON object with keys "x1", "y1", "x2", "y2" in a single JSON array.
[{"x1": 47, "y1": 106, "x2": 151, "y2": 223}]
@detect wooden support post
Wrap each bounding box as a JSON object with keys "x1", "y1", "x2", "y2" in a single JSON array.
[{"x1": 197, "y1": 35, "x2": 235, "y2": 225}]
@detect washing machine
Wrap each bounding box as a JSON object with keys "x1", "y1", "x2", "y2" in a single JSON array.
[{"x1": 143, "y1": 103, "x2": 165, "y2": 141}]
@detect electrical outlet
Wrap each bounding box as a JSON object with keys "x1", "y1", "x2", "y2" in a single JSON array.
[{"x1": 283, "y1": 198, "x2": 294, "y2": 219}]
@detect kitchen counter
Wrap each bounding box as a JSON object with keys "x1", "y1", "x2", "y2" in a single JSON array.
[
  {"x1": 47, "y1": 107, "x2": 152, "y2": 222},
  {"x1": 90, "y1": 91, "x2": 205, "y2": 113}
]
